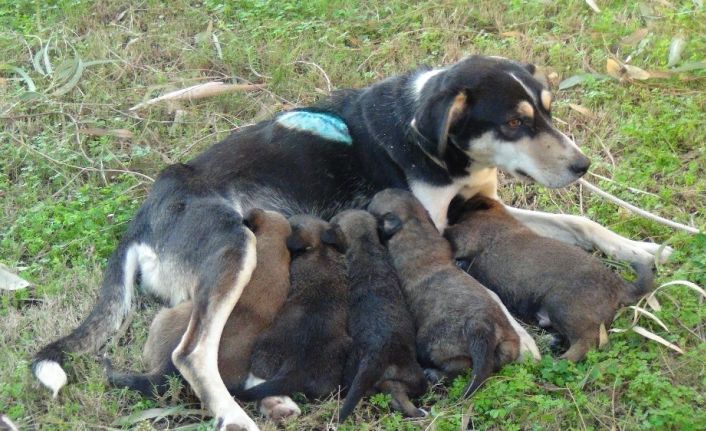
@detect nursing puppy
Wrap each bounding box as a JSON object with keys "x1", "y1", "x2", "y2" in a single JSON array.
[
  {"x1": 330, "y1": 210, "x2": 427, "y2": 421},
  {"x1": 368, "y1": 189, "x2": 520, "y2": 396},
  {"x1": 106, "y1": 209, "x2": 300, "y2": 420},
  {"x1": 239, "y1": 215, "x2": 351, "y2": 401},
  {"x1": 445, "y1": 196, "x2": 655, "y2": 361}
]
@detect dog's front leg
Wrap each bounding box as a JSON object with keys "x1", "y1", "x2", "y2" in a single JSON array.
[
  {"x1": 171, "y1": 231, "x2": 260, "y2": 431},
  {"x1": 504, "y1": 206, "x2": 673, "y2": 266}
]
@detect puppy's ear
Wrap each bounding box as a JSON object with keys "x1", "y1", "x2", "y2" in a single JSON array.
[
  {"x1": 244, "y1": 208, "x2": 266, "y2": 232},
  {"x1": 321, "y1": 225, "x2": 347, "y2": 254},
  {"x1": 523, "y1": 62, "x2": 549, "y2": 88},
  {"x1": 377, "y1": 213, "x2": 403, "y2": 240},
  {"x1": 286, "y1": 228, "x2": 310, "y2": 252},
  {"x1": 413, "y1": 91, "x2": 467, "y2": 158},
  {"x1": 522, "y1": 62, "x2": 537, "y2": 75}
]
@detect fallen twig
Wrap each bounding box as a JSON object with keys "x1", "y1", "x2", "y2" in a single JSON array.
[{"x1": 579, "y1": 178, "x2": 700, "y2": 234}]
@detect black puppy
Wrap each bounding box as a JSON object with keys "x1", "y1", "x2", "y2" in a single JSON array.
[
  {"x1": 239, "y1": 215, "x2": 351, "y2": 401},
  {"x1": 331, "y1": 210, "x2": 428, "y2": 421},
  {"x1": 445, "y1": 196, "x2": 655, "y2": 361}
]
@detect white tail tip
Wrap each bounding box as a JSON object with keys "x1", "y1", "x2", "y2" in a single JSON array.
[{"x1": 34, "y1": 360, "x2": 68, "y2": 398}]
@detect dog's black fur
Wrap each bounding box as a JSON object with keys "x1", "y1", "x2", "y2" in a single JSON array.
[
  {"x1": 238, "y1": 215, "x2": 351, "y2": 401},
  {"x1": 33, "y1": 55, "x2": 594, "y2": 427},
  {"x1": 330, "y1": 210, "x2": 427, "y2": 421}
]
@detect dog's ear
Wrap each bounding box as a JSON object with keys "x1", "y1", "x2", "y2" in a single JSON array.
[
  {"x1": 377, "y1": 213, "x2": 403, "y2": 240},
  {"x1": 286, "y1": 228, "x2": 310, "y2": 252},
  {"x1": 522, "y1": 62, "x2": 549, "y2": 88},
  {"x1": 413, "y1": 91, "x2": 467, "y2": 158},
  {"x1": 321, "y1": 225, "x2": 347, "y2": 254},
  {"x1": 244, "y1": 208, "x2": 266, "y2": 232}
]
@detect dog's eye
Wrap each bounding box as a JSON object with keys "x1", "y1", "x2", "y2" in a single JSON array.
[{"x1": 507, "y1": 118, "x2": 522, "y2": 128}]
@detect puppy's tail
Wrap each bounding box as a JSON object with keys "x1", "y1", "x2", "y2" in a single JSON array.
[
  {"x1": 623, "y1": 262, "x2": 656, "y2": 305},
  {"x1": 338, "y1": 357, "x2": 383, "y2": 422},
  {"x1": 32, "y1": 236, "x2": 142, "y2": 398},
  {"x1": 462, "y1": 322, "x2": 496, "y2": 398},
  {"x1": 237, "y1": 373, "x2": 305, "y2": 401},
  {"x1": 103, "y1": 358, "x2": 174, "y2": 397}
]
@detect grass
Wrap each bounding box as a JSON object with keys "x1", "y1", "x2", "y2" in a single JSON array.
[{"x1": 1, "y1": 0, "x2": 705, "y2": 429}]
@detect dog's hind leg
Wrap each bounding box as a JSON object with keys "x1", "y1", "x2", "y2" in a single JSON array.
[
  {"x1": 504, "y1": 206, "x2": 673, "y2": 265},
  {"x1": 170, "y1": 230, "x2": 260, "y2": 431}
]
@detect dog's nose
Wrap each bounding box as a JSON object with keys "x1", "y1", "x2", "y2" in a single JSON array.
[{"x1": 569, "y1": 156, "x2": 591, "y2": 176}]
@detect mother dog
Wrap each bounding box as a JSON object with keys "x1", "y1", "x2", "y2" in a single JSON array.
[{"x1": 32, "y1": 55, "x2": 668, "y2": 430}]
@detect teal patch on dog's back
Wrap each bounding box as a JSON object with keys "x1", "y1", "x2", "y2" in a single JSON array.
[{"x1": 276, "y1": 111, "x2": 353, "y2": 145}]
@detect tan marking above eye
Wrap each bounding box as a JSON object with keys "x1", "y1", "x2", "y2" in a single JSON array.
[
  {"x1": 541, "y1": 90, "x2": 552, "y2": 111},
  {"x1": 516, "y1": 100, "x2": 534, "y2": 119}
]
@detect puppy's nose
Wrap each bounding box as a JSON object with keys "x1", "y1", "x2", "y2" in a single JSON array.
[{"x1": 569, "y1": 156, "x2": 591, "y2": 176}]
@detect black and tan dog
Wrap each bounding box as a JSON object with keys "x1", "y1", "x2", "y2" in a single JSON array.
[
  {"x1": 238, "y1": 215, "x2": 351, "y2": 402},
  {"x1": 445, "y1": 196, "x2": 655, "y2": 361},
  {"x1": 35, "y1": 55, "x2": 668, "y2": 429},
  {"x1": 368, "y1": 189, "x2": 520, "y2": 396},
  {"x1": 104, "y1": 209, "x2": 301, "y2": 420},
  {"x1": 330, "y1": 210, "x2": 427, "y2": 421}
]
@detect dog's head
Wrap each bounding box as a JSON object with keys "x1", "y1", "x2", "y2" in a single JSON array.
[
  {"x1": 412, "y1": 55, "x2": 590, "y2": 188},
  {"x1": 287, "y1": 214, "x2": 347, "y2": 255},
  {"x1": 329, "y1": 209, "x2": 377, "y2": 244},
  {"x1": 367, "y1": 189, "x2": 434, "y2": 240}
]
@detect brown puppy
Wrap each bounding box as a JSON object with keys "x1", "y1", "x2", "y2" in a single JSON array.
[
  {"x1": 445, "y1": 196, "x2": 654, "y2": 361},
  {"x1": 330, "y1": 210, "x2": 427, "y2": 421},
  {"x1": 239, "y1": 215, "x2": 351, "y2": 401},
  {"x1": 368, "y1": 189, "x2": 520, "y2": 397},
  {"x1": 106, "y1": 209, "x2": 300, "y2": 420}
]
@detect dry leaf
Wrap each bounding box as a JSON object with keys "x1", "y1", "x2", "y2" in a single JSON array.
[
  {"x1": 0, "y1": 264, "x2": 30, "y2": 290},
  {"x1": 667, "y1": 37, "x2": 686, "y2": 67},
  {"x1": 606, "y1": 58, "x2": 623, "y2": 78},
  {"x1": 621, "y1": 28, "x2": 649, "y2": 46},
  {"x1": 628, "y1": 305, "x2": 670, "y2": 332},
  {"x1": 599, "y1": 322, "x2": 609, "y2": 348},
  {"x1": 500, "y1": 31, "x2": 523, "y2": 38},
  {"x1": 646, "y1": 294, "x2": 662, "y2": 311},
  {"x1": 129, "y1": 82, "x2": 264, "y2": 111},
  {"x1": 631, "y1": 325, "x2": 684, "y2": 354},
  {"x1": 623, "y1": 63, "x2": 651, "y2": 80},
  {"x1": 585, "y1": 0, "x2": 601, "y2": 13},
  {"x1": 79, "y1": 128, "x2": 134, "y2": 139},
  {"x1": 568, "y1": 103, "x2": 596, "y2": 119}
]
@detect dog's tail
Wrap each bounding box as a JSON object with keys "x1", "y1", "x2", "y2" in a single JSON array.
[
  {"x1": 338, "y1": 357, "x2": 383, "y2": 422},
  {"x1": 462, "y1": 321, "x2": 496, "y2": 398},
  {"x1": 623, "y1": 262, "x2": 656, "y2": 305},
  {"x1": 32, "y1": 237, "x2": 141, "y2": 397}
]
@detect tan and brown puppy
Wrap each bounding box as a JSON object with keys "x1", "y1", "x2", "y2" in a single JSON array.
[
  {"x1": 106, "y1": 209, "x2": 300, "y2": 420},
  {"x1": 331, "y1": 210, "x2": 428, "y2": 421},
  {"x1": 445, "y1": 196, "x2": 654, "y2": 361},
  {"x1": 239, "y1": 215, "x2": 352, "y2": 401},
  {"x1": 368, "y1": 189, "x2": 520, "y2": 397}
]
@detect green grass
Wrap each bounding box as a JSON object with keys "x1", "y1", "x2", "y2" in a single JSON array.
[{"x1": 1, "y1": 0, "x2": 705, "y2": 429}]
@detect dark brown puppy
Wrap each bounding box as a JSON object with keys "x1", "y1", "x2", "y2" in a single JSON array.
[
  {"x1": 239, "y1": 215, "x2": 351, "y2": 401},
  {"x1": 368, "y1": 189, "x2": 520, "y2": 397},
  {"x1": 330, "y1": 210, "x2": 427, "y2": 421},
  {"x1": 444, "y1": 196, "x2": 654, "y2": 361},
  {"x1": 106, "y1": 209, "x2": 300, "y2": 419}
]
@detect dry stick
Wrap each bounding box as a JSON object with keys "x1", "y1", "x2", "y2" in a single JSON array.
[
  {"x1": 129, "y1": 82, "x2": 264, "y2": 111},
  {"x1": 578, "y1": 178, "x2": 700, "y2": 234}
]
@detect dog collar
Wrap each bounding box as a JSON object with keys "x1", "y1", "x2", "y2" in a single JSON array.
[{"x1": 276, "y1": 111, "x2": 353, "y2": 145}]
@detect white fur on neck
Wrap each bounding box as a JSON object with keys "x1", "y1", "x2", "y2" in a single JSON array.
[
  {"x1": 409, "y1": 181, "x2": 463, "y2": 231},
  {"x1": 413, "y1": 69, "x2": 445, "y2": 98},
  {"x1": 34, "y1": 360, "x2": 68, "y2": 398}
]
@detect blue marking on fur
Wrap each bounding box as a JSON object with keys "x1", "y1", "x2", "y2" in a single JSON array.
[{"x1": 276, "y1": 111, "x2": 353, "y2": 145}]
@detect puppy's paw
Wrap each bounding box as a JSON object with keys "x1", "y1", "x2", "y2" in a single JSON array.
[
  {"x1": 423, "y1": 368, "x2": 445, "y2": 384},
  {"x1": 259, "y1": 396, "x2": 301, "y2": 422},
  {"x1": 517, "y1": 332, "x2": 541, "y2": 362}
]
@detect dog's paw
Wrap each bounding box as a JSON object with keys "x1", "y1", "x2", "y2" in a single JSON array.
[
  {"x1": 215, "y1": 411, "x2": 260, "y2": 431},
  {"x1": 259, "y1": 396, "x2": 301, "y2": 422},
  {"x1": 629, "y1": 240, "x2": 674, "y2": 265}
]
